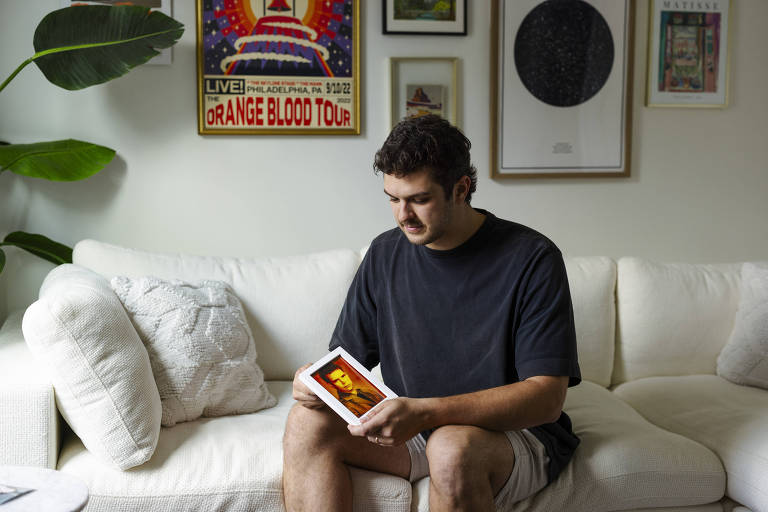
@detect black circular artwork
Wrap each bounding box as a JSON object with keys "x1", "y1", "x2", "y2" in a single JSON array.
[{"x1": 514, "y1": 0, "x2": 614, "y2": 107}]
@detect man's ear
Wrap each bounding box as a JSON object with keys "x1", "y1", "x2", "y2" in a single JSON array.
[{"x1": 453, "y1": 175, "x2": 471, "y2": 202}]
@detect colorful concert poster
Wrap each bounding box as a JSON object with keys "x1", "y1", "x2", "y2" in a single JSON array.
[{"x1": 197, "y1": 0, "x2": 359, "y2": 134}]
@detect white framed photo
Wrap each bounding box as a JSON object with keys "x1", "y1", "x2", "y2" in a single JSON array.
[
  {"x1": 389, "y1": 57, "x2": 459, "y2": 129},
  {"x1": 299, "y1": 347, "x2": 397, "y2": 426}
]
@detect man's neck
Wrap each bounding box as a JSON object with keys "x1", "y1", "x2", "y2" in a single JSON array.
[{"x1": 427, "y1": 206, "x2": 486, "y2": 251}]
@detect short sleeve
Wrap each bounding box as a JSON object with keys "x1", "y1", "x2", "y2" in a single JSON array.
[
  {"x1": 514, "y1": 248, "x2": 581, "y2": 386},
  {"x1": 329, "y1": 251, "x2": 380, "y2": 370}
]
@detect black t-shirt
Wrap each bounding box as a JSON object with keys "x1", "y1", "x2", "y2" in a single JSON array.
[{"x1": 329, "y1": 210, "x2": 581, "y2": 483}]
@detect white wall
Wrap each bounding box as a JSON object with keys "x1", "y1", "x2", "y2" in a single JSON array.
[{"x1": 1, "y1": 1, "x2": 767, "y2": 321}]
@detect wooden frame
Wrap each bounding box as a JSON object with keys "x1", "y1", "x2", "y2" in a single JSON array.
[
  {"x1": 389, "y1": 57, "x2": 458, "y2": 129},
  {"x1": 490, "y1": 0, "x2": 634, "y2": 179},
  {"x1": 196, "y1": 0, "x2": 360, "y2": 135},
  {"x1": 383, "y1": 0, "x2": 467, "y2": 35},
  {"x1": 646, "y1": 0, "x2": 730, "y2": 108}
]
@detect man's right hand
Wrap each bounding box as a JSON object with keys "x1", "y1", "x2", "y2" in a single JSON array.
[{"x1": 292, "y1": 363, "x2": 325, "y2": 409}]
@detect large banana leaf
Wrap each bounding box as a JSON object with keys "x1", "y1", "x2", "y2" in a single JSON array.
[
  {"x1": 0, "y1": 139, "x2": 115, "y2": 181},
  {"x1": 0, "y1": 232, "x2": 73, "y2": 275},
  {"x1": 0, "y1": 5, "x2": 184, "y2": 93},
  {"x1": 33, "y1": 5, "x2": 184, "y2": 90}
]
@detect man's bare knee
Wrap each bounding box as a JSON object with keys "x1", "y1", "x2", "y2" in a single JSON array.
[
  {"x1": 425, "y1": 425, "x2": 514, "y2": 499},
  {"x1": 283, "y1": 403, "x2": 345, "y2": 459},
  {"x1": 425, "y1": 426, "x2": 484, "y2": 494}
]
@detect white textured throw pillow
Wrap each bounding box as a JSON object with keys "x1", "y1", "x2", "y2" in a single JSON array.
[
  {"x1": 21, "y1": 264, "x2": 162, "y2": 470},
  {"x1": 111, "y1": 276, "x2": 276, "y2": 427},
  {"x1": 717, "y1": 263, "x2": 768, "y2": 389}
]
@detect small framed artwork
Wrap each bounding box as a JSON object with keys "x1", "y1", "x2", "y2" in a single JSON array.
[
  {"x1": 299, "y1": 347, "x2": 398, "y2": 425},
  {"x1": 390, "y1": 57, "x2": 458, "y2": 128},
  {"x1": 646, "y1": 0, "x2": 730, "y2": 108},
  {"x1": 59, "y1": 0, "x2": 173, "y2": 65},
  {"x1": 383, "y1": 0, "x2": 467, "y2": 35},
  {"x1": 196, "y1": 0, "x2": 360, "y2": 135}
]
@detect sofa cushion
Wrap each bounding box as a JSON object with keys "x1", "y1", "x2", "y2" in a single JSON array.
[
  {"x1": 717, "y1": 263, "x2": 768, "y2": 389},
  {"x1": 411, "y1": 380, "x2": 724, "y2": 511},
  {"x1": 57, "y1": 381, "x2": 412, "y2": 512},
  {"x1": 111, "y1": 276, "x2": 276, "y2": 427},
  {"x1": 73, "y1": 239, "x2": 361, "y2": 381},
  {"x1": 21, "y1": 265, "x2": 161, "y2": 470},
  {"x1": 614, "y1": 258, "x2": 742, "y2": 385},
  {"x1": 564, "y1": 257, "x2": 616, "y2": 387},
  {"x1": 614, "y1": 375, "x2": 768, "y2": 512}
]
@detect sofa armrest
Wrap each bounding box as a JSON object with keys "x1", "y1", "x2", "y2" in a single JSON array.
[{"x1": 0, "y1": 309, "x2": 60, "y2": 468}]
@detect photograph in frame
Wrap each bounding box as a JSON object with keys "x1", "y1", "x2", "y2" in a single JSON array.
[
  {"x1": 646, "y1": 0, "x2": 730, "y2": 108},
  {"x1": 383, "y1": 0, "x2": 467, "y2": 35},
  {"x1": 196, "y1": 0, "x2": 359, "y2": 135},
  {"x1": 390, "y1": 57, "x2": 458, "y2": 129},
  {"x1": 299, "y1": 347, "x2": 398, "y2": 426},
  {"x1": 58, "y1": 0, "x2": 174, "y2": 65},
  {"x1": 405, "y1": 84, "x2": 445, "y2": 119},
  {"x1": 490, "y1": 0, "x2": 634, "y2": 178}
]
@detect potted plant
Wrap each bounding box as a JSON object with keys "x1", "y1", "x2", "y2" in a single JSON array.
[{"x1": 0, "y1": 4, "x2": 184, "y2": 274}]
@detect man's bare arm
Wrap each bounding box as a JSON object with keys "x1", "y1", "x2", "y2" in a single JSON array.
[{"x1": 348, "y1": 375, "x2": 569, "y2": 446}]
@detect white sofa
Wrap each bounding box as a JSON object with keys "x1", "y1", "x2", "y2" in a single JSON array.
[{"x1": 0, "y1": 239, "x2": 766, "y2": 512}]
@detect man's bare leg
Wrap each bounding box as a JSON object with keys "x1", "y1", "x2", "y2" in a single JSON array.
[
  {"x1": 282, "y1": 403, "x2": 411, "y2": 512},
  {"x1": 426, "y1": 425, "x2": 516, "y2": 512}
]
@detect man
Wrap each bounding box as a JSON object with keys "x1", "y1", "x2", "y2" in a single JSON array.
[
  {"x1": 283, "y1": 115, "x2": 580, "y2": 511},
  {"x1": 317, "y1": 360, "x2": 385, "y2": 417}
]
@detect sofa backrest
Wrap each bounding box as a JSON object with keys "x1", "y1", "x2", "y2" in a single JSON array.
[
  {"x1": 72, "y1": 240, "x2": 618, "y2": 386},
  {"x1": 564, "y1": 257, "x2": 617, "y2": 388},
  {"x1": 613, "y1": 257, "x2": 742, "y2": 386},
  {"x1": 73, "y1": 239, "x2": 360, "y2": 381}
]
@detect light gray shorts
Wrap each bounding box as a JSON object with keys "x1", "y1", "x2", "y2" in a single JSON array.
[{"x1": 405, "y1": 429, "x2": 550, "y2": 509}]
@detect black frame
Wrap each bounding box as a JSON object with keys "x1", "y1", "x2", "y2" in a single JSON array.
[{"x1": 383, "y1": 0, "x2": 467, "y2": 35}]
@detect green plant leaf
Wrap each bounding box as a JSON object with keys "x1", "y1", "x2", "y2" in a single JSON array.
[
  {"x1": 1, "y1": 232, "x2": 73, "y2": 266},
  {"x1": 0, "y1": 139, "x2": 115, "y2": 181},
  {"x1": 32, "y1": 5, "x2": 184, "y2": 90},
  {"x1": 0, "y1": 248, "x2": 5, "y2": 274}
]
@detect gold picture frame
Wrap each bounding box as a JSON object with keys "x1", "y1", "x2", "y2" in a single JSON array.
[
  {"x1": 389, "y1": 57, "x2": 459, "y2": 129},
  {"x1": 490, "y1": 0, "x2": 634, "y2": 179},
  {"x1": 645, "y1": 0, "x2": 731, "y2": 108},
  {"x1": 196, "y1": 0, "x2": 360, "y2": 135}
]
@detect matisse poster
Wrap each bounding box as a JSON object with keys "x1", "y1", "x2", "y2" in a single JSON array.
[
  {"x1": 646, "y1": 0, "x2": 730, "y2": 107},
  {"x1": 197, "y1": 0, "x2": 359, "y2": 134}
]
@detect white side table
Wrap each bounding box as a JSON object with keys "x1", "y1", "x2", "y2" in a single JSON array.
[{"x1": 0, "y1": 466, "x2": 88, "y2": 512}]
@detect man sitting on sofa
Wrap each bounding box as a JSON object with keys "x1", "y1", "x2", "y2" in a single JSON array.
[{"x1": 282, "y1": 115, "x2": 581, "y2": 511}]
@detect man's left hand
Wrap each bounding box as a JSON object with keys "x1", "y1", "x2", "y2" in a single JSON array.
[{"x1": 347, "y1": 397, "x2": 431, "y2": 447}]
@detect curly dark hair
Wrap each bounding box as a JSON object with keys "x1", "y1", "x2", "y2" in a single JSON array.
[{"x1": 373, "y1": 115, "x2": 478, "y2": 203}]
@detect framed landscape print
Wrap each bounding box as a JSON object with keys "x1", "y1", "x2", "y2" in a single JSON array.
[
  {"x1": 490, "y1": 0, "x2": 634, "y2": 179},
  {"x1": 383, "y1": 0, "x2": 467, "y2": 35},
  {"x1": 196, "y1": 0, "x2": 359, "y2": 135},
  {"x1": 389, "y1": 57, "x2": 458, "y2": 128},
  {"x1": 646, "y1": 0, "x2": 730, "y2": 108}
]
